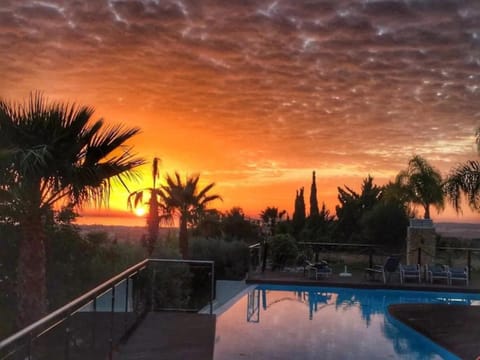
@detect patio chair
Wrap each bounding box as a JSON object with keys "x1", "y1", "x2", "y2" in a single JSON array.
[
  {"x1": 426, "y1": 264, "x2": 449, "y2": 284},
  {"x1": 448, "y1": 266, "x2": 469, "y2": 286},
  {"x1": 364, "y1": 256, "x2": 400, "y2": 284},
  {"x1": 399, "y1": 264, "x2": 421, "y2": 284},
  {"x1": 305, "y1": 260, "x2": 333, "y2": 280}
]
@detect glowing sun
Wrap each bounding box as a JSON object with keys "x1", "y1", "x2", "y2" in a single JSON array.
[{"x1": 134, "y1": 207, "x2": 147, "y2": 217}]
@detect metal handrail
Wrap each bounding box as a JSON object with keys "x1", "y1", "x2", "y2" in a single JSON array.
[
  {"x1": 437, "y1": 246, "x2": 480, "y2": 251},
  {"x1": 0, "y1": 259, "x2": 149, "y2": 350},
  {"x1": 298, "y1": 241, "x2": 377, "y2": 248},
  {"x1": 149, "y1": 258, "x2": 215, "y2": 265},
  {"x1": 0, "y1": 258, "x2": 216, "y2": 358}
]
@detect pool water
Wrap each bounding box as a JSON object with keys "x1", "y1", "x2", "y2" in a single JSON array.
[{"x1": 213, "y1": 285, "x2": 480, "y2": 360}]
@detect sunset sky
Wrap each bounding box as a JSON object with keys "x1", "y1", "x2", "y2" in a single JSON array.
[{"x1": 1, "y1": 0, "x2": 479, "y2": 225}]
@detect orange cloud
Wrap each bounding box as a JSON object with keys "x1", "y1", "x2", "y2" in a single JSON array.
[{"x1": 1, "y1": 0, "x2": 479, "y2": 224}]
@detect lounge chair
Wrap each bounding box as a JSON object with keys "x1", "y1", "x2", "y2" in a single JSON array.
[
  {"x1": 426, "y1": 264, "x2": 449, "y2": 284},
  {"x1": 448, "y1": 266, "x2": 469, "y2": 286},
  {"x1": 364, "y1": 256, "x2": 400, "y2": 284},
  {"x1": 305, "y1": 260, "x2": 332, "y2": 280},
  {"x1": 399, "y1": 264, "x2": 421, "y2": 284}
]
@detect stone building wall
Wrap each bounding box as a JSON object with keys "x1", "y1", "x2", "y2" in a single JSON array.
[{"x1": 406, "y1": 219, "x2": 436, "y2": 266}]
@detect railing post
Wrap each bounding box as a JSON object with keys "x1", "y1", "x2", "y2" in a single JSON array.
[
  {"x1": 109, "y1": 285, "x2": 116, "y2": 360},
  {"x1": 417, "y1": 247, "x2": 422, "y2": 266},
  {"x1": 210, "y1": 262, "x2": 215, "y2": 315},
  {"x1": 368, "y1": 247, "x2": 374, "y2": 269},
  {"x1": 150, "y1": 264, "x2": 156, "y2": 312},
  {"x1": 261, "y1": 242, "x2": 268, "y2": 273},
  {"x1": 124, "y1": 277, "x2": 130, "y2": 333},
  {"x1": 27, "y1": 331, "x2": 32, "y2": 360},
  {"x1": 467, "y1": 250, "x2": 472, "y2": 280},
  {"x1": 64, "y1": 316, "x2": 71, "y2": 360},
  {"x1": 92, "y1": 297, "x2": 97, "y2": 355}
]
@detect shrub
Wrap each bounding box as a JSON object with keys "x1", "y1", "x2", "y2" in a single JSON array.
[
  {"x1": 150, "y1": 262, "x2": 193, "y2": 310},
  {"x1": 46, "y1": 227, "x2": 145, "y2": 308},
  {"x1": 270, "y1": 234, "x2": 298, "y2": 270},
  {"x1": 190, "y1": 237, "x2": 249, "y2": 280},
  {"x1": 361, "y1": 202, "x2": 409, "y2": 251},
  {"x1": 0, "y1": 224, "x2": 20, "y2": 338}
]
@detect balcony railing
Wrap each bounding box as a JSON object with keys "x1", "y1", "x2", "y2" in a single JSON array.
[{"x1": 0, "y1": 258, "x2": 215, "y2": 360}]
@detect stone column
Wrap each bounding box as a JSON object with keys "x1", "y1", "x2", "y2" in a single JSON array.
[{"x1": 406, "y1": 219, "x2": 436, "y2": 266}]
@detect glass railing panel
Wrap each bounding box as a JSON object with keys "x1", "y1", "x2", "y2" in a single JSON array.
[{"x1": 0, "y1": 259, "x2": 214, "y2": 360}]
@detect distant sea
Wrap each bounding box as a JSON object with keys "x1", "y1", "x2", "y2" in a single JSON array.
[{"x1": 435, "y1": 222, "x2": 480, "y2": 239}]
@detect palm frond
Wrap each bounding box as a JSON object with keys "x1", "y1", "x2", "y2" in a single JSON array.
[
  {"x1": 127, "y1": 191, "x2": 144, "y2": 210},
  {"x1": 199, "y1": 194, "x2": 222, "y2": 206},
  {"x1": 445, "y1": 160, "x2": 480, "y2": 212},
  {"x1": 196, "y1": 182, "x2": 215, "y2": 199},
  {"x1": 0, "y1": 92, "x2": 145, "y2": 211},
  {"x1": 85, "y1": 125, "x2": 141, "y2": 165}
]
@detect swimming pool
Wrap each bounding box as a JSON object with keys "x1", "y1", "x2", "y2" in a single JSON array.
[{"x1": 213, "y1": 285, "x2": 480, "y2": 359}]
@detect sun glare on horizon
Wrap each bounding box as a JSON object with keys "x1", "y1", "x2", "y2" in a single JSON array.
[{"x1": 134, "y1": 207, "x2": 146, "y2": 217}]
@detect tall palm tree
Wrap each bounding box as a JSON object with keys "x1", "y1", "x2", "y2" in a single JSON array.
[
  {"x1": 160, "y1": 173, "x2": 221, "y2": 259},
  {"x1": 444, "y1": 129, "x2": 480, "y2": 213},
  {"x1": 396, "y1": 155, "x2": 444, "y2": 219},
  {"x1": 0, "y1": 93, "x2": 144, "y2": 327},
  {"x1": 128, "y1": 157, "x2": 171, "y2": 255}
]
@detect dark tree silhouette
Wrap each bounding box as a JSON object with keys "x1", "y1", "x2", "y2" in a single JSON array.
[
  {"x1": 309, "y1": 171, "x2": 319, "y2": 218},
  {"x1": 292, "y1": 187, "x2": 306, "y2": 236},
  {"x1": 128, "y1": 158, "x2": 171, "y2": 256},
  {"x1": 335, "y1": 176, "x2": 382, "y2": 242},
  {"x1": 444, "y1": 161, "x2": 480, "y2": 212},
  {"x1": 193, "y1": 209, "x2": 223, "y2": 239},
  {"x1": 361, "y1": 201, "x2": 409, "y2": 250},
  {"x1": 222, "y1": 207, "x2": 259, "y2": 242},
  {"x1": 260, "y1": 206, "x2": 286, "y2": 235},
  {"x1": 396, "y1": 155, "x2": 444, "y2": 219},
  {"x1": 444, "y1": 129, "x2": 480, "y2": 213},
  {"x1": 160, "y1": 173, "x2": 221, "y2": 258},
  {"x1": 304, "y1": 202, "x2": 335, "y2": 242},
  {"x1": 0, "y1": 93, "x2": 143, "y2": 327}
]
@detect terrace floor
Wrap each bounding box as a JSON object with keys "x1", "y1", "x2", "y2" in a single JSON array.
[{"x1": 116, "y1": 312, "x2": 215, "y2": 360}]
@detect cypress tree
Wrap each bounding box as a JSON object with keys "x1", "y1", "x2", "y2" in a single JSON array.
[
  {"x1": 292, "y1": 187, "x2": 306, "y2": 235},
  {"x1": 309, "y1": 171, "x2": 319, "y2": 218}
]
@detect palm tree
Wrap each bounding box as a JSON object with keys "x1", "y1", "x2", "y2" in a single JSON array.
[
  {"x1": 160, "y1": 173, "x2": 221, "y2": 258},
  {"x1": 396, "y1": 155, "x2": 444, "y2": 219},
  {"x1": 444, "y1": 161, "x2": 480, "y2": 212},
  {"x1": 128, "y1": 158, "x2": 171, "y2": 256},
  {"x1": 444, "y1": 129, "x2": 480, "y2": 213},
  {"x1": 0, "y1": 93, "x2": 144, "y2": 327},
  {"x1": 260, "y1": 206, "x2": 286, "y2": 235}
]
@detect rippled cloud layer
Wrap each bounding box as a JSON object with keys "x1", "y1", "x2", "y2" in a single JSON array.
[{"x1": 1, "y1": 0, "x2": 479, "y2": 218}]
